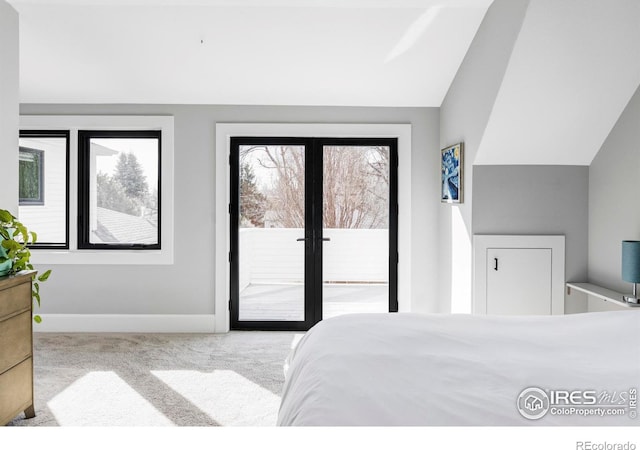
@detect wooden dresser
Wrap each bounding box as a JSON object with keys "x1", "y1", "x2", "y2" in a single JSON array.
[{"x1": 0, "y1": 271, "x2": 35, "y2": 425}]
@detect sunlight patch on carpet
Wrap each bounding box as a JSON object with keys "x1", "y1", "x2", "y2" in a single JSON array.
[
  {"x1": 47, "y1": 371, "x2": 174, "y2": 426},
  {"x1": 151, "y1": 370, "x2": 280, "y2": 426}
]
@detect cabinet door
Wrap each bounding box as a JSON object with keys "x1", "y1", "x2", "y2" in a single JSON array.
[{"x1": 486, "y1": 248, "x2": 552, "y2": 315}]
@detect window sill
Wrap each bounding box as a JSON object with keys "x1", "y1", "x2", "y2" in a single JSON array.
[{"x1": 29, "y1": 248, "x2": 173, "y2": 265}]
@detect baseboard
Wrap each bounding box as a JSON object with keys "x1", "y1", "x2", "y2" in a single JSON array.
[{"x1": 33, "y1": 314, "x2": 217, "y2": 333}]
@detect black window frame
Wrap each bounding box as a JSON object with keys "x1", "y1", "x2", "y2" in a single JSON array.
[
  {"x1": 77, "y1": 129, "x2": 162, "y2": 250},
  {"x1": 19, "y1": 130, "x2": 70, "y2": 250}
]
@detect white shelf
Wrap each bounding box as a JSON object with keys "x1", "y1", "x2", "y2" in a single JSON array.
[{"x1": 566, "y1": 282, "x2": 640, "y2": 308}]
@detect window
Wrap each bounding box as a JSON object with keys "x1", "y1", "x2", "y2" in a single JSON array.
[
  {"x1": 18, "y1": 130, "x2": 69, "y2": 248},
  {"x1": 78, "y1": 130, "x2": 161, "y2": 250},
  {"x1": 20, "y1": 115, "x2": 174, "y2": 265},
  {"x1": 19, "y1": 147, "x2": 44, "y2": 205}
]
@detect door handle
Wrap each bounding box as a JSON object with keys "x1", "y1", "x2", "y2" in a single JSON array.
[
  {"x1": 494, "y1": 257, "x2": 498, "y2": 271},
  {"x1": 320, "y1": 237, "x2": 331, "y2": 242},
  {"x1": 296, "y1": 238, "x2": 309, "y2": 242}
]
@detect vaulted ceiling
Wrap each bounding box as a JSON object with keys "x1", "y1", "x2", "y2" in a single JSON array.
[
  {"x1": 8, "y1": 0, "x2": 640, "y2": 166},
  {"x1": 9, "y1": 0, "x2": 492, "y2": 106},
  {"x1": 475, "y1": 0, "x2": 640, "y2": 165}
]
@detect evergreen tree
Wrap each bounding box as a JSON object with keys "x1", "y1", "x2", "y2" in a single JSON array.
[
  {"x1": 114, "y1": 152, "x2": 148, "y2": 202},
  {"x1": 240, "y1": 163, "x2": 266, "y2": 227},
  {"x1": 96, "y1": 172, "x2": 140, "y2": 216}
]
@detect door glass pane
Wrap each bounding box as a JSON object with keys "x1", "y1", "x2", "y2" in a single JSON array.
[
  {"x1": 238, "y1": 145, "x2": 305, "y2": 321},
  {"x1": 322, "y1": 145, "x2": 389, "y2": 319}
]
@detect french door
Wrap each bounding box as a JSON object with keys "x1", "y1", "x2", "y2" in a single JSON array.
[{"x1": 230, "y1": 137, "x2": 398, "y2": 331}]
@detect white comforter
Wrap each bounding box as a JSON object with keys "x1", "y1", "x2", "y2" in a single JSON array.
[{"x1": 277, "y1": 311, "x2": 640, "y2": 426}]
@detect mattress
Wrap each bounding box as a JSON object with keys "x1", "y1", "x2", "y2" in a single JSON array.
[{"x1": 277, "y1": 311, "x2": 640, "y2": 426}]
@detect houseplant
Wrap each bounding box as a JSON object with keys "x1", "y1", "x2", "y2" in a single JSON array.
[{"x1": 0, "y1": 209, "x2": 51, "y2": 323}]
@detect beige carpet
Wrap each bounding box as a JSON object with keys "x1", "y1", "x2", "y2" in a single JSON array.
[{"x1": 7, "y1": 331, "x2": 301, "y2": 426}]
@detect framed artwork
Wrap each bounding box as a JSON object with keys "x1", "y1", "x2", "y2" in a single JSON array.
[{"x1": 441, "y1": 142, "x2": 463, "y2": 203}]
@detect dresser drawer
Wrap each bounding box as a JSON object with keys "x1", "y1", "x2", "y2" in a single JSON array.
[
  {"x1": 0, "y1": 281, "x2": 31, "y2": 320},
  {"x1": 0, "y1": 311, "x2": 32, "y2": 375},
  {"x1": 0, "y1": 358, "x2": 32, "y2": 425}
]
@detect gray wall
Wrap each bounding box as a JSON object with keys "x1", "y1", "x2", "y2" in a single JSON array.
[
  {"x1": 20, "y1": 104, "x2": 440, "y2": 317},
  {"x1": 589, "y1": 83, "x2": 640, "y2": 294},
  {"x1": 0, "y1": 1, "x2": 19, "y2": 214},
  {"x1": 439, "y1": 0, "x2": 530, "y2": 313},
  {"x1": 473, "y1": 165, "x2": 589, "y2": 313}
]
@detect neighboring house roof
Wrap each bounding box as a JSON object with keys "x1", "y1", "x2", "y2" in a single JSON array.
[{"x1": 93, "y1": 207, "x2": 157, "y2": 244}]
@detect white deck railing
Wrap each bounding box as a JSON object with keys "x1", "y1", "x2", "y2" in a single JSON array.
[{"x1": 239, "y1": 228, "x2": 388, "y2": 291}]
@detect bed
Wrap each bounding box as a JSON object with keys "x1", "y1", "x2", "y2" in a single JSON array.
[{"x1": 277, "y1": 311, "x2": 640, "y2": 426}]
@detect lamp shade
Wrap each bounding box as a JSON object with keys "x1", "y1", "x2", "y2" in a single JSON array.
[{"x1": 622, "y1": 240, "x2": 640, "y2": 283}]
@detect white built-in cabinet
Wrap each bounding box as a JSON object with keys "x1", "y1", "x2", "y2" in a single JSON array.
[{"x1": 473, "y1": 235, "x2": 565, "y2": 316}]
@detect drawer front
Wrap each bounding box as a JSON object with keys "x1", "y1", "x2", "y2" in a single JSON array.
[
  {"x1": 0, "y1": 358, "x2": 33, "y2": 425},
  {"x1": 0, "y1": 311, "x2": 32, "y2": 374},
  {"x1": 0, "y1": 281, "x2": 31, "y2": 320}
]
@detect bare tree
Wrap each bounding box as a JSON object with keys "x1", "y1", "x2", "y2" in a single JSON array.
[
  {"x1": 323, "y1": 146, "x2": 388, "y2": 229},
  {"x1": 240, "y1": 145, "x2": 305, "y2": 228},
  {"x1": 263, "y1": 146, "x2": 306, "y2": 228},
  {"x1": 239, "y1": 145, "x2": 389, "y2": 229}
]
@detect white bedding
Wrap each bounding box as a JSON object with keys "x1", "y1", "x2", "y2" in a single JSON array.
[{"x1": 277, "y1": 311, "x2": 640, "y2": 426}]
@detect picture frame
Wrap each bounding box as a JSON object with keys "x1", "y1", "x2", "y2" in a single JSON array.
[{"x1": 441, "y1": 142, "x2": 463, "y2": 203}]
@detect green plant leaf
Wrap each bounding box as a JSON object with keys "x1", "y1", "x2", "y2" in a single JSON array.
[
  {"x1": 33, "y1": 315, "x2": 42, "y2": 324},
  {"x1": 5, "y1": 239, "x2": 20, "y2": 251},
  {"x1": 16, "y1": 255, "x2": 29, "y2": 268},
  {"x1": 38, "y1": 270, "x2": 52, "y2": 282},
  {"x1": 18, "y1": 224, "x2": 28, "y2": 244},
  {"x1": 0, "y1": 211, "x2": 50, "y2": 317},
  {"x1": 0, "y1": 209, "x2": 13, "y2": 223}
]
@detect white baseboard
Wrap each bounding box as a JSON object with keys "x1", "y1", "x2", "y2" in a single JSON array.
[{"x1": 33, "y1": 314, "x2": 217, "y2": 333}]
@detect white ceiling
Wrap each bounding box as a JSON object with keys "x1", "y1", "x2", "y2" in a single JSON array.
[
  {"x1": 9, "y1": 0, "x2": 493, "y2": 106},
  {"x1": 10, "y1": 0, "x2": 640, "y2": 167},
  {"x1": 475, "y1": 0, "x2": 640, "y2": 165}
]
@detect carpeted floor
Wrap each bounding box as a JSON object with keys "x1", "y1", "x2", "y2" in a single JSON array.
[{"x1": 7, "y1": 331, "x2": 302, "y2": 426}]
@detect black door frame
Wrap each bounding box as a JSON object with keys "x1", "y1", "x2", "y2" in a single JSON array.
[{"x1": 230, "y1": 137, "x2": 398, "y2": 331}]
